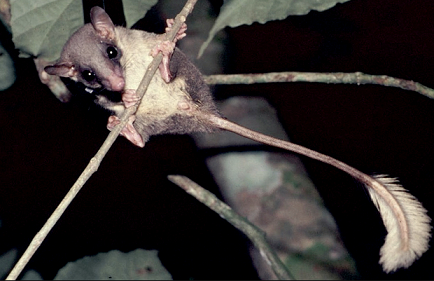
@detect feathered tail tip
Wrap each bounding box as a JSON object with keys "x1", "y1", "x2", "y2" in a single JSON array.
[{"x1": 367, "y1": 175, "x2": 431, "y2": 273}]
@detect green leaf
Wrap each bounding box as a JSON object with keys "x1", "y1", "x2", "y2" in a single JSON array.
[
  {"x1": 10, "y1": 0, "x2": 83, "y2": 61},
  {"x1": 123, "y1": 0, "x2": 158, "y2": 28},
  {"x1": 198, "y1": 0, "x2": 352, "y2": 58},
  {"x1": 0, "y1": 42, "x2": 16, "y2": 91}
]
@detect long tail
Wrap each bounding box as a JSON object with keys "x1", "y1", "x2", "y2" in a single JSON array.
[{"x1": 204, "y1": 113, "x2": 431, "y2": 272}]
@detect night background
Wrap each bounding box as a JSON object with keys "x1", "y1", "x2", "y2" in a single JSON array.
[{"x1": 0, "y1": 0, "x2": 434, "y2": 279}]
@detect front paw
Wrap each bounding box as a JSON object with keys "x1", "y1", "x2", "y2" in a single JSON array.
[
  {"x1": 122, "y1": 89, "x2": 140, "y2": 108},
  {"x1": 165, "y1": 19, "x2": 187, "y2": 43}
]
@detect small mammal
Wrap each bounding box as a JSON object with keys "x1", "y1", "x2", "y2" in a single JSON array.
[
  {"x1": 45, "y1": 6, "x2": 218, "y2": 147},
  {"x1": 45, "y1": 6, "x2": 431, "y2": 273}
]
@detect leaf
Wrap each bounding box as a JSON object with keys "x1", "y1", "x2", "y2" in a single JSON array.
[
  {"x1": 0, "y1": 249, "x2": 17, "y2": 277},
  {"x1": 10, "y1": 0, "x2": 83, "y2": 61},
  {"x1": 0, "y1": 41, "x2": 16, "y2": 91},
  {"x1": 198, "y1": 0, "x2": 352, "y2": 58},
  {"x1": 123, "y1": 0, "x2": 158, "y2": 28},
  {"x1": 54, "y1": 249, "x2": 172, "y2": 280}
]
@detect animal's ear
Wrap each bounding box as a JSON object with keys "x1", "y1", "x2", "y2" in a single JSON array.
[
  {"x1": 90, "y1": 6, "x2": 116, "y2": 41},
  {"x1": 44, "y1": 63, "x2": 77, "y2": 78}
]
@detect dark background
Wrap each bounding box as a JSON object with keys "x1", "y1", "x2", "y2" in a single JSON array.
[{"x1": 1, "y1": 0, "x2": 433, "y2": 279}]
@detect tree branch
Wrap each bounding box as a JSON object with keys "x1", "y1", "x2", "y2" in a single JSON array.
[
  {"x1": 204, "y1": 71, "x2": 434, "y2": 99},
  {"x1": 168, "y1": 175, "x2": 294, "y2": 280},
  {"x1": 5, "y1": 1, "x2": 198, "y2": 279}
]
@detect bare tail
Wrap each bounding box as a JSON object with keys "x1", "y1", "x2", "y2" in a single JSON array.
[{"x1": 203, "y1": 113, "x2": 431, "y2": 273}]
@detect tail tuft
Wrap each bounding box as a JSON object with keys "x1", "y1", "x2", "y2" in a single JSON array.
[{"x1": 367, "y1": 175, "x2": 431, "y2": 273}]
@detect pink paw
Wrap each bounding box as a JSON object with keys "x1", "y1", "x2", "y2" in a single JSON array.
[
  {"x1": 151, "y1": 41, "x2": 175, "y2": 83},
  {"x1": 122, "y1": 89, "x2": 140, "y2": 108},
  {"x1": 150, "y1": 19, "x2": 187, "y2": 83},
  {"x1": 165, "y1": 19, "x2": 187, "y2": 43},
  {"x1": 151, "y1": 40, "x2": 175, "y2": 58},
  {"x1": 107, "y1": 115, "x2": 121, "y2": 130},
  {"x1": 107, "y1": 115, "x2": 145, "y2": 147}
]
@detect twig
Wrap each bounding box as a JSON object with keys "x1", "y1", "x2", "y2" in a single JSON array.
[
  {"x1": 204, "y1": 71, "x2": 434, "y2": 99},
  {"x1": 5, "y1": 1, "x2": 198, "y2": 279},
  {"x1": 168, "y1": 175, "x2": 294, "y2": 280}
]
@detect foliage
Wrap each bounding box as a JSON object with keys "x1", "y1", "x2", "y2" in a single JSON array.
[
  {"x1": 54, "y1": 249, "x2": 172, "y2": 280},
  {"x1": 0, "y1": 0, "x2": 351, "y2": 91}
]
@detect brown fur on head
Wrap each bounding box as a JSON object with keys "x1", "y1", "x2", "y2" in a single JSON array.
[{"x1": 44, "y1": 7, "x2": 125, "y2": 92}]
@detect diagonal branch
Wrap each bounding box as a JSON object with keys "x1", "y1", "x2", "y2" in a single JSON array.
[
  {"x1": 5, "y1": 1, "x2": 198, "y2": 279},
  {"x1": 168, "y1": 175, "x2": 294, "y2": 280}
]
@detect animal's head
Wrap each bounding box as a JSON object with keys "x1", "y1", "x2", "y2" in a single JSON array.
[{"x1": 44, "y1": 7, "x2": 125, "y2": 92}]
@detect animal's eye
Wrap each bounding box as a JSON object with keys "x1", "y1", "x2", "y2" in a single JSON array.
[
  {"x1": 82, "y1": 70, "x2": 96, "y2": 82},
  {"x1": 107, "y1": 46, "x2": 118, "y2": 59}
]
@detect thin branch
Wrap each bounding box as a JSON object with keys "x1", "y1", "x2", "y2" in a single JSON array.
[
  {"x1": 204, "y1": 71, "x2": 434, "y2": 99},
  {"x1": 168, "y1": 175, "x2": 294, "y2": 280},
  {"x1": 5, "y1": 1, "x2": 198, "y2": 279}
]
